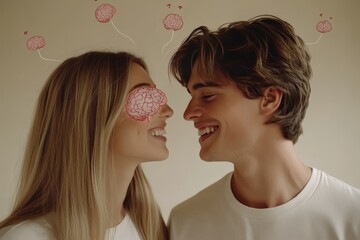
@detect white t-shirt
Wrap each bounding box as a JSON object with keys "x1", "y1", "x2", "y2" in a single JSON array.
[
  {"x1": 0, "y1": 214, "x2": 141, "y2": 240},
  {"x1": 169, "y1": 168, "x2": 360, "y2": 240}
]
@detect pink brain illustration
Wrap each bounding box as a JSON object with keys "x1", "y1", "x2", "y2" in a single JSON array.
[
  {"x1": 126, "y1": 87, "x2": 167, "y2": 121},
  {"x1": 26, "y1": 35, "x2": 45, "y2": 50},
  {"x1": 24, "y1": 33, "x2": 60, "y2": 62},
  {"x1": 306, "y1": 14, "x2": 333, "y2": 45},
  {"x1": 162, "y1": 13, "x2": 184, "y2": 55},
  {"x1": 95, "y1": 3, "x2": 117, "y2": 23},
  {"x1": 94, "y1": 3, "x2": 136, "y2": 46},
  {"x1": 163, "y1": 13, "x2": 183, "y2": 31},
  {"x1": 316, "y1": 20, "x2": 332, "y2": 33}
]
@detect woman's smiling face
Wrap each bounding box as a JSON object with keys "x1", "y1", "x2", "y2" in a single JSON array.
[{"x1": 110, "y1": 63, "x2": 173, "y2": 165}]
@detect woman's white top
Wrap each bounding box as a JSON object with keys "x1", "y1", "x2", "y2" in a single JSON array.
[{"x1": 0, "y1": 214, "x2": 141, "y2": 240}]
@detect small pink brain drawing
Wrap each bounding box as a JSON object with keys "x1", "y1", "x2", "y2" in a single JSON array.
[
  {"x1": 126, "y1": 87, "x2": 167, "y2": 121},
  {"x1": 26, "y1": 35, "x2": 45, "y2": 50},
  {"x1": 163, "y1": 13, "x2": 183, "y2": 31},
  {"x1": 95, "y1": 3, "x2": 117, "y2": 23},
  {"x1": 316, "y1": 20, "x2": 332, "y2": 33}
]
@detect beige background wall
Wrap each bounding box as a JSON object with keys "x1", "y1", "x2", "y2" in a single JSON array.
[{"x1": 1, "y1": 0, "x2": 359, "y2": 221}]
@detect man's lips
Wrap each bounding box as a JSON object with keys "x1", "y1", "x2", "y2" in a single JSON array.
[{"x1": 197, "y1": 125, "x2": 219, "y2": 143}]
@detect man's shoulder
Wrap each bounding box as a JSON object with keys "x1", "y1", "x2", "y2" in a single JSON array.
[
  {"x1": 318, "y1": 169, "x2": 360, "y2": 196},
  {"x1": 317, "y1": 169, "x2": 360, "y2": 204},
  {"x1": 170, "y1": 172, "x2": 232, "y2": 220},
  {"x1": 0, "y1": 218, "x2": 54, "y2": 240}
]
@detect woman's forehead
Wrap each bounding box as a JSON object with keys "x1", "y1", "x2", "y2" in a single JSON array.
[{"x1": 127, "y1": 63, "x2": 155, "y2": 90}]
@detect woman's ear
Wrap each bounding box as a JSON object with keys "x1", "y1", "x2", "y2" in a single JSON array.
[{"x1": 260, "y1": 87, "x2": 283, "y2": 117}]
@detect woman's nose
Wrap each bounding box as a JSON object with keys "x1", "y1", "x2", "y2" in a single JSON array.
[{"x1": 161, "y1": 104, "x2": 174, "y2": 118}]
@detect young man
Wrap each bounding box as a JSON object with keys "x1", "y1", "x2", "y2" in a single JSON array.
[{"x1": 168, "y1": 15, "x2": 360, "y2": 240}]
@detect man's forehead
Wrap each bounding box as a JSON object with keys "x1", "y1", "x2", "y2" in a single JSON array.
[{"x1": 187, "y1": 65, "x2": 228, "y2": 93}]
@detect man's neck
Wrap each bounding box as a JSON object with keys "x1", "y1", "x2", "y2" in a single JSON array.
[{"x1": 231, "y1": 139, "x2": 311, "y2": 208}]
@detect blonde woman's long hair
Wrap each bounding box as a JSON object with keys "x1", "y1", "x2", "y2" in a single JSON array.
[{"x1": 0, "y1": 51, "x2": 168, "y2": 240}]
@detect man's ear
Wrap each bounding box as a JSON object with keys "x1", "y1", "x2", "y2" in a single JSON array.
[{"x1": 260, "y1": 87, "x2": 283, "y2": 117}]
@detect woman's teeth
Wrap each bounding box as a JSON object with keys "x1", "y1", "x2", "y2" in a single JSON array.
[
  {"x1": 198, "y1": 126, "x2": 218, "y2": 137},
  {"x1": 150, "y1": 129, "x2": 166, "y2": 137}
]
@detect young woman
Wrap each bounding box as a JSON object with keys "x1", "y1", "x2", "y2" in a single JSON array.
[{"x1": 0, "y1": 51, "x2": 173, "y2": 240}]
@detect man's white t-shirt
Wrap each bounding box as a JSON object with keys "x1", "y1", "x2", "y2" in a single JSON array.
[
  {"x1": 0, "y1": 214, "x2": 141, "y2": 240},
  {"x1": 169, "y1": 168, "x2": 360, "y2": 240}
]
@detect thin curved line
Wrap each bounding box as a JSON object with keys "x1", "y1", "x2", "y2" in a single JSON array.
[
  {"x1": 306, "y1": 33, "x2": 324, "y2": 45},
  {"x1": 37, "y1": 50, "x2": 61, "y2": 62},
  {"x1": 111, "y1": 21, "x2": 136, "y2": 46},
  {"x1": 162, "y1": 30, "x2": 174, "y2": 55}
]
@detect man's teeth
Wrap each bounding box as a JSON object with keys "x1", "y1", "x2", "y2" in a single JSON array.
[
  {"x1": 150, "y1": 129, "x2": 166, "y2": 136},
  {"x1": 198, "y1": 126, "x2": 218, "y2": 137}
]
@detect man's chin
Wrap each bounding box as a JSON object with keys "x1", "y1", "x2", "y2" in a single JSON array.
[
  {"x1": 200, "y1": 149, "x2": 231, "y2": 163},
  {"x1": 199, "y1": 151, "x2": 218, "y2": 162}
]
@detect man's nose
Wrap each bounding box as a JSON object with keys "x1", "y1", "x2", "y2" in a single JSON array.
[{"x1": 183, "y1": 99, "x2": 202, "y2": 121}]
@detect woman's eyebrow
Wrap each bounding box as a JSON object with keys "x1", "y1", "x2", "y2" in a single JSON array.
[{"x1": 129, "y1": 82, "x2": 154, "y2": 92}]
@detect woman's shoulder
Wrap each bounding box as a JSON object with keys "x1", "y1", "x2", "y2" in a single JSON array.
[{"x1": 0, "y1": 217, "x2": 54, "y2": 240}]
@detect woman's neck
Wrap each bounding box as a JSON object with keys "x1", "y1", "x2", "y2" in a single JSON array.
[{"x1": 109, "y1": 161, "x2": 138, "y2": 226}]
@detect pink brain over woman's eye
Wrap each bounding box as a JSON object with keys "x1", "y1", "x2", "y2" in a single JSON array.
[
  {"x1": 126, "y1": 87, "x2": 167, "y2": 121},
  {"x1": 150, "y1": 88, "x2": 167, "y2": 105}
]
